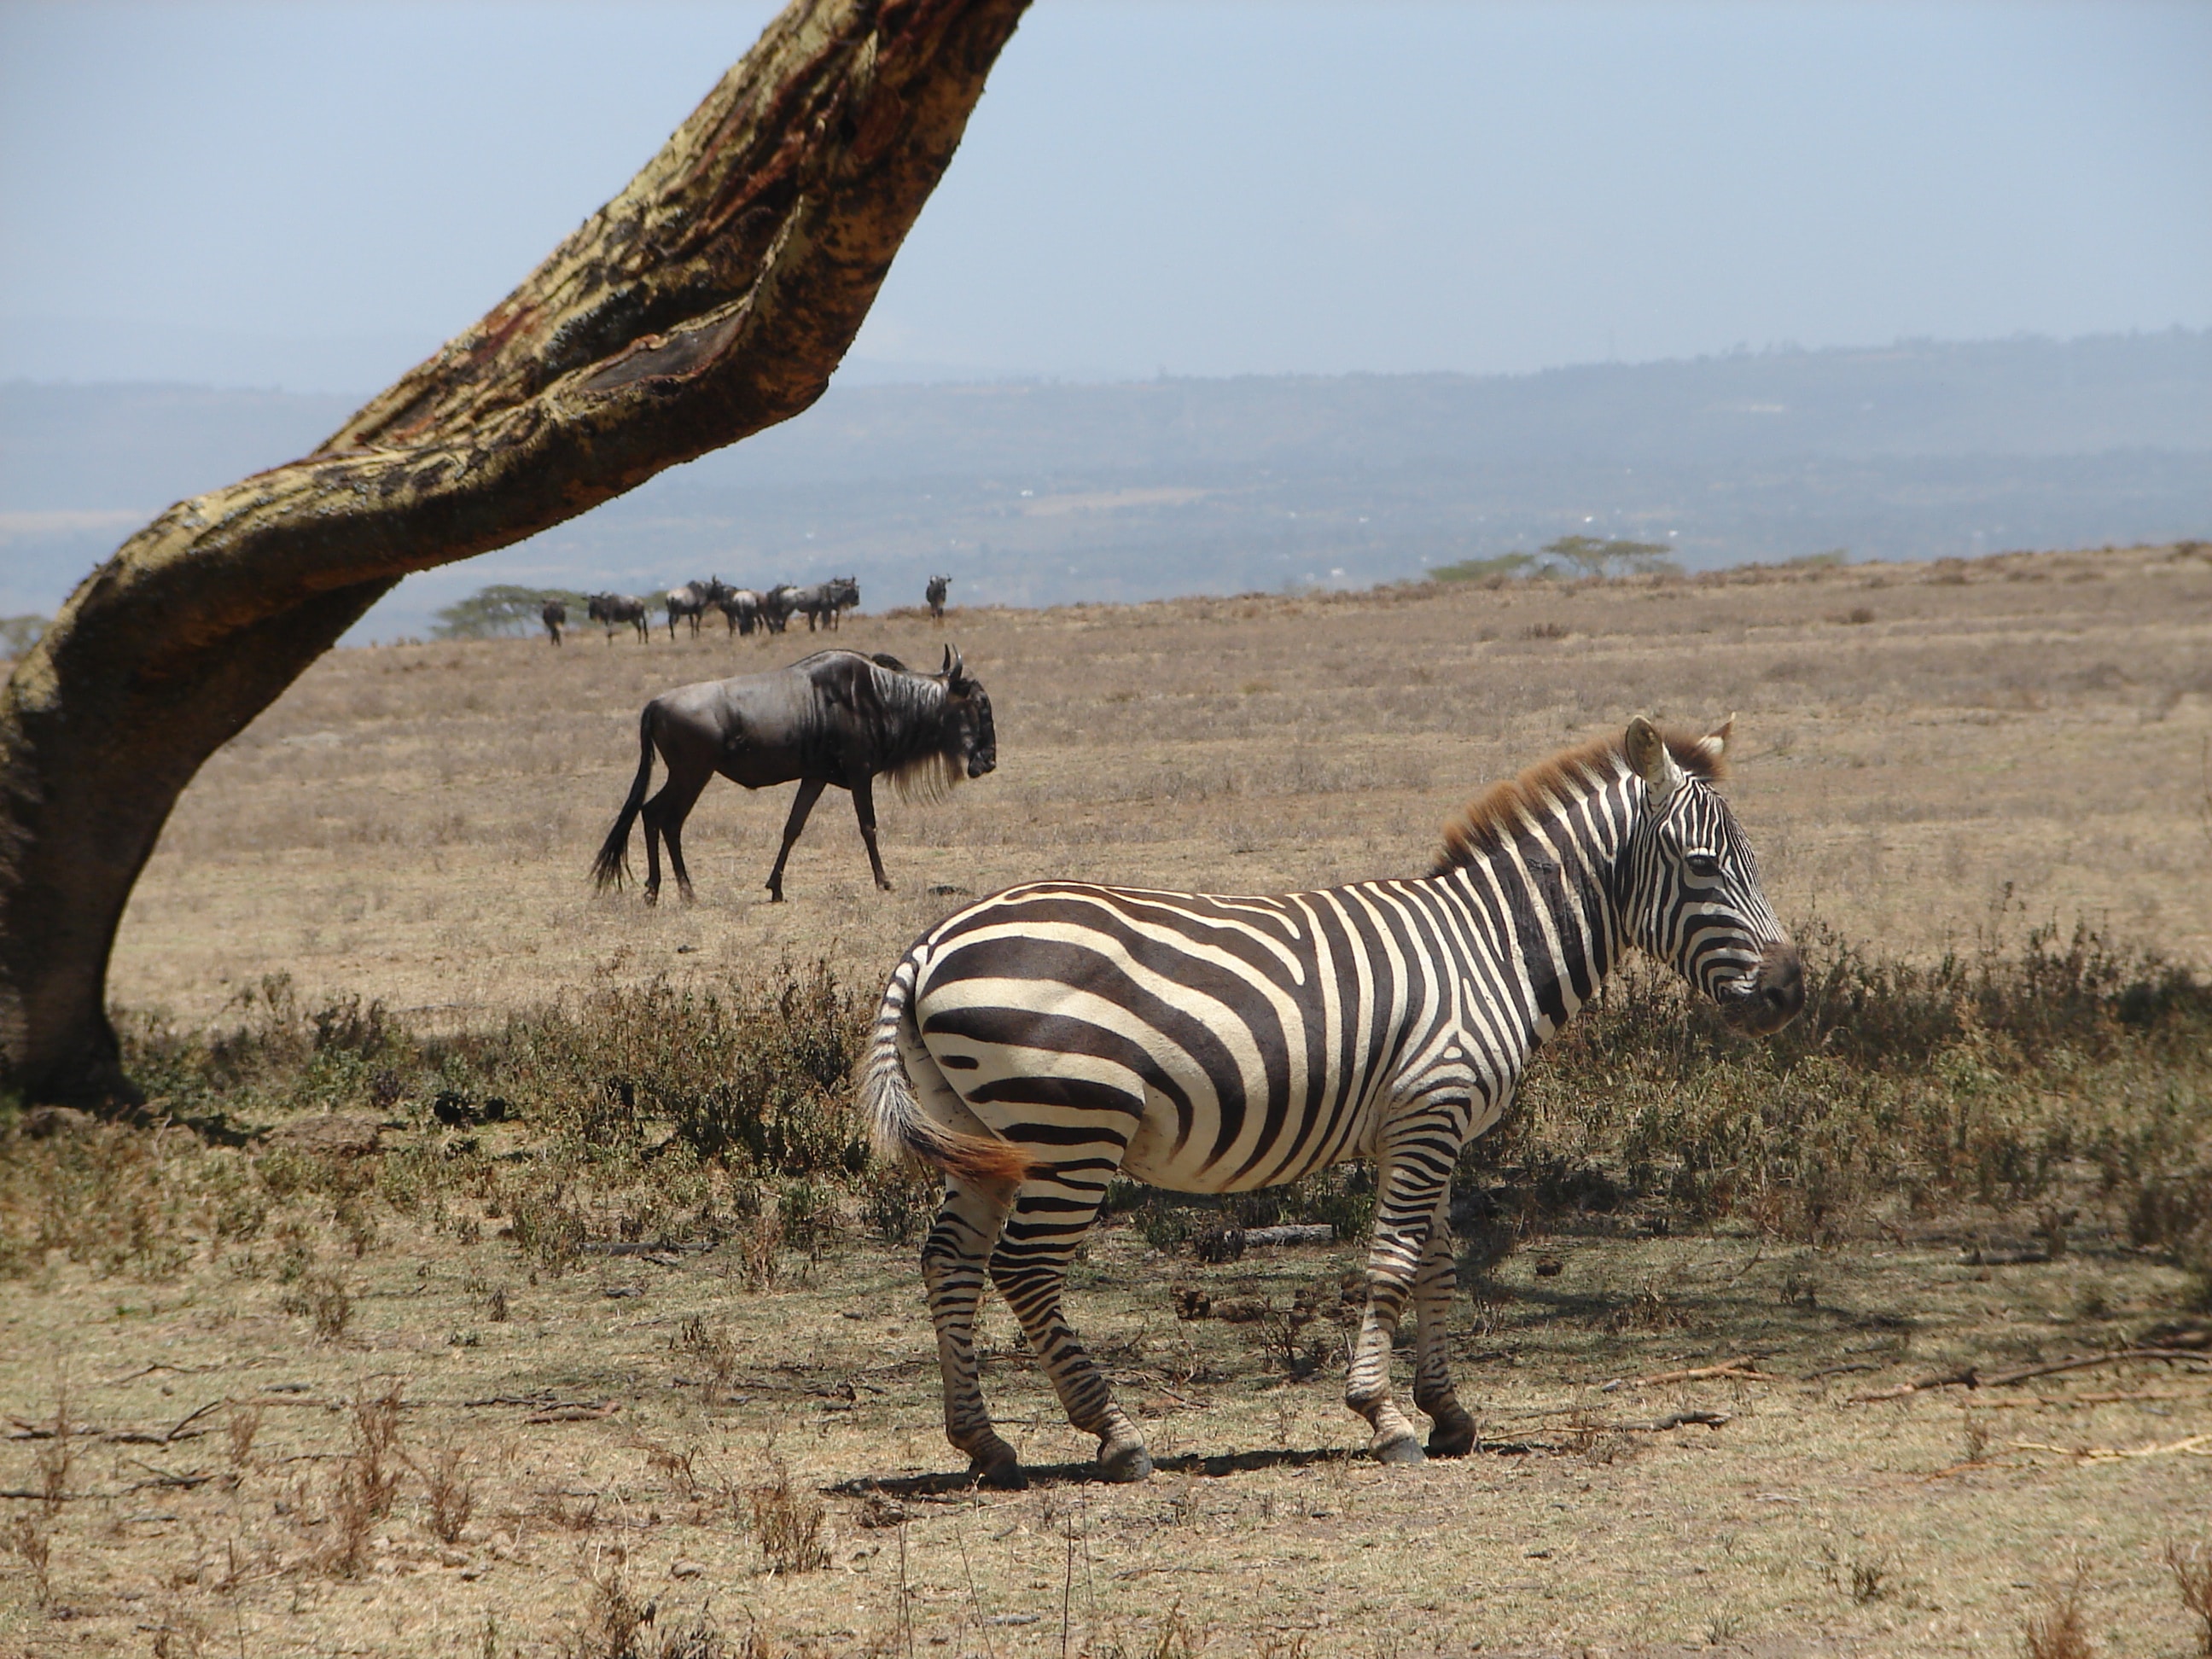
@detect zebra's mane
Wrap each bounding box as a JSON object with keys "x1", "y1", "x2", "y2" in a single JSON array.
[{"x1": 1433, "y1": 728, "x2": 1726, "y2": 873}]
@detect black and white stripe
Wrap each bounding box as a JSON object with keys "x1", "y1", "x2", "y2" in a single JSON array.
[{"x1": 865, "y1": 717, "x2": 1802, "y2": 1486}]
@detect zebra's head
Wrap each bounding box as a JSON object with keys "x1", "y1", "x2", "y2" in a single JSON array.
[{"x1": 1621, "y1": 716, "x2": 1803, "y2": 1037}]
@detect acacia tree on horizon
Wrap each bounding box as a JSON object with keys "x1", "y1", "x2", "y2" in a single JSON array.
[{"x1": 0, "y1": 0, "x2": 1032, "y2": 1105}]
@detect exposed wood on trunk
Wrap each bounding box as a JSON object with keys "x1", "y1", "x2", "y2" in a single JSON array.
[{"x1": 0, "y1": 0, "x2": 1029, "y2": 1103}]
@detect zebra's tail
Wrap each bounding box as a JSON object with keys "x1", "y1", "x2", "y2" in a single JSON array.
[
  {"x1": 591, "y1": 708, "x2": 655, "y2": 890},
  {"x1": 864, "y1": 952, "x2": 1032, "y2": 1188}
]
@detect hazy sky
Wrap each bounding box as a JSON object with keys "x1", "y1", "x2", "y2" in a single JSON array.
[{"x1": 2, "y1": 1, "x2": 2208, "y2": 391}]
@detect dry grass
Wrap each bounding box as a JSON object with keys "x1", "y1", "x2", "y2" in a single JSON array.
[
  {"x1": 1, "y1": 543, "x2": 2209, "y2": 1656},
  {"x1": 2169, "y1": 1535, "x2": 2212, "y2": 1656},
  {"x1": 2019, "y1": 1569, "x2": 2095, "y2": 1659},
  {"x1": 108, "y1": 542, "x2": 2212, "y2": 1024}
]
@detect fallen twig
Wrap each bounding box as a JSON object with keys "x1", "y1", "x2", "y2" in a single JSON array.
[
  {"x1": 1850, "y1": 1348, "x2": 2209, "y2": 1403},
  {"x1": 1602, "y1": 1359, "x2": 1770, "y2": 1392},
  {"x1": 165, "y1": 1400, "x2": 226, "y2": 1442},
  {"x1": 1627, "y1": 1411, "x2": 1732, "y2": 1433},
  {"x1": 102, "y1": 1364, "x2": 215, "y2": 1387},
  {"x1": 2011, "y1": 1434, "x2": 2212, "y2": 1463},
  {"x1": 1238, "y1": 1224, "x2": 1336, "y2": 1249},
  {"x1": 523, "y1": 1401, "x2": 622, "y2": 1424}
]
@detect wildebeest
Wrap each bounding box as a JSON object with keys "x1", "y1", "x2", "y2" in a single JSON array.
[
  {"x1": 787, "y1": 577, "x2": 860, "y2": 632},
  {"x1": 588, "y1": 593, "x2": 652, "y2": 643},
  {"x1": 925, "y1": 573, "x2": 950, "y2": 624},
  {"x1": 759, "y1": 585, "x2": 800, "y2": 633},
  {"x1": 591, "y1": 646, "x2": 995, "y2": 904},
  {"x1": 541, "y1": 599, "x2": 568, "y2": 645},
  {"x1": 666, "y1": 578, "x2": 731, "y2": 640},
  {"x1": 718, "y1": 588, "x2": 762, "y2": 637}
]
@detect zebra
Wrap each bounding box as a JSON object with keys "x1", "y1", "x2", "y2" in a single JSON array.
[{"x1": 864, "y1": 716, "x2": 1803, "y2": 1487}]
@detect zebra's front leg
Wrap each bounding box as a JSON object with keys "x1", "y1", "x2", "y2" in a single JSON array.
[
  {"x1": 1346, "y1": 1148, "x2": 1454, "y2": 1465},
  {"x1": 920, "y1": 1176, "x2": 1024, "y2": 1487},
  {"x1": 1411, "y1": 1190, "x2": 1476, "y2": 1458},
  {"x1": 990, "y1": 1176, "x2": 1151, "y2": 1482}
]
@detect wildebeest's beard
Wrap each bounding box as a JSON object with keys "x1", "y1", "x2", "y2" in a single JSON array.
[
  {"x1": 890, "y1": 748, "x2": 963, "y2": 806},
  {"x1": 887, "y1": 678, "x2": 993, "y2": 804}
]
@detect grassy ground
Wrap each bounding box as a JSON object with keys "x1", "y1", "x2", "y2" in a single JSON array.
[
  {"x1": 4, "y1": 542, "x2": 2212, "y2": 1656},
  {"x1": 108, "y1": 541, "x2": 2212, "y2": 1025},
  {"x1": 0, "y1": 1150, "x2": 2207, "y2": 1659}
]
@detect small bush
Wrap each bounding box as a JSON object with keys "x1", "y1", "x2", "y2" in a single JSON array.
[
  {"x1": 2167, "y1": 1537, "x2": 2212, "y2": 1657},
  {"x1": 749, "y1": 1463, "x2": 830, "y2": 1575},
  {"x1": 3, "y1": 1514, "x2": 52, "y2": 1605},
  {"x1": 279, "y1": 1270, "x2": 353, "y2": 1341},
  {"x1": 2019, "y1": 1575, "x2": 2093, "y2": 1659}
]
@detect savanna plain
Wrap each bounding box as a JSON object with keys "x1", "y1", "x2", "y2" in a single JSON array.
[{"x1": 6, "y1": 543, "x2": 2212, "y2": 1658}]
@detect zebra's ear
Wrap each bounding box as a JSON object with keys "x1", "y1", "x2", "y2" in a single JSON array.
[
  {"x1": 1697, "y1": 714, "x2": 1735, "y2": 763},
  {"x1": 1626, "y1": 716, "x2": 1686, "y2": 801}
]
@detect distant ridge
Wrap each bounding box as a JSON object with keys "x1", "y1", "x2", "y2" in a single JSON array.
[{"x1": 3, "y1": 330, "x2": 2205, "y2": 634}]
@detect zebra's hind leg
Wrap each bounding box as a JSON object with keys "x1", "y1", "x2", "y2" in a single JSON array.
[
  {"x1": 1411, "y1": 1192, "x2": 1476, "y2": 1458},
  {"x1": 990, "y1": 1174, "x2": 1151, "y2": 1483},
  {"x1": 920, "y1": 1176, "x2": 1025, "y2": 1487},
  {"x1": 1345, "y1": 1139, "x2": 1454, "y2": 1465}
]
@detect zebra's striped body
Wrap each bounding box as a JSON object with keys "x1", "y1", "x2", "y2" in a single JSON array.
[{"x1": 866, "y1": 719, "x2": 1802, "y2": 1485}]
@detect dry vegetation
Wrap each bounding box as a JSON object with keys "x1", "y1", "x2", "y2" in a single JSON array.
[
  {"x1": 109, "y1": 540, "x2": 2212, "y2": 1020},
  {"x1": 3, "y1": 542, "x2": 2211, "y2": 1656}
]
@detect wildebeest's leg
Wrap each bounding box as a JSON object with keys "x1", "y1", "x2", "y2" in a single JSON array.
[
  {"x1": 641, "y1": 767, "x2": 710, "y2": 905},
  {"x1": 655, "y1": 773, "x2": 711, "y2": 904},
  {"x1": 922, "y1": 1175, "x2": 1024, "y2": 1487},
  {"x1": 1410, "y1": 1189, "x2": 1476, "y2": 1457},
  {"x1": 991, "y1": 1171, "x2": 1152, "y2": 1482},
  {"x1": 764, "y1": 777, "x2": 827, "y2": 901},
  {"x1": 1344, "y1": 1106, "x2": 1461, "y2": 1464},
  {"x1": 848, "y1": 776, "x2": 894, "y2": 891}
]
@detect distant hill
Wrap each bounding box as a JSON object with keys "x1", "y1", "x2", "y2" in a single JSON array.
[{"x1": 3, "y1": 330, "x2": 2206, "y2": 634}]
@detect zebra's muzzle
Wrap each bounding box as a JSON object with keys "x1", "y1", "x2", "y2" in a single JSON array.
[{"x1": 1719, "y1": 941, "x2": 1804, "y2": 1036}]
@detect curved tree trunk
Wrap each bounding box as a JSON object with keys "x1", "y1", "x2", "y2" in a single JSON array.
[{"x1": 0, "y1": 0, "x2": 1030, "y2": 1104}]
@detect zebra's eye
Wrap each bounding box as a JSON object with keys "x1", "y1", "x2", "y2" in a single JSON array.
[{"x1": 1685, "y1": 853, "x2": 1722, "y2": 879}]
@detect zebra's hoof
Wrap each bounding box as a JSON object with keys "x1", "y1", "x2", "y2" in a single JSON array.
[
  {"x1": 1371, "y1": 1434, "x2": 1427, "y2": 1467},
  {"x1": 1097, "y1": 1441, "x2": 1153, "y2": 1483},
  {"x1": 966, "y1": 1437, "x2": 1027, "y2": 1490},
  {"x1": 969, "y1": 1454, "x2": 1027, "y2": 1491},
  {"x1": 1426, "y1": 1417, "x2": 1478, "y2": 1459}
]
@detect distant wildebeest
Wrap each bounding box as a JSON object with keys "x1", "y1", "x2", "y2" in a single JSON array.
[
  {"x1": 666, "y1": 578, "x2": 731, "y2": 640},
  {"x1": 759, "y1": 585, "x2": 800, "y2": 633},
  {"x1": 588, "y1": 593, "x2": 652, "y2": 643},
  {"x1": 591, "y1": 646, "x2": 995, "y2": 904},
  {"x1": 788, "y1": 576, "x2": 860, "y2": 632},
  {"x1": 541, "y1": 599, "x2": 568, "y2": 645},
  {"x1": 926, "y1": 573, "x2": 950, "y2": 624},
  {"x1": 718, "y1": 587, "x2": 762, "y2": 637}
]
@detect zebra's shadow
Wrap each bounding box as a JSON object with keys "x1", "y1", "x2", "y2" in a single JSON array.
[
  {"x1": 830, "y1": 1444, "x2": 1359, "y2": 1497},
  {"x1": 830, "y1": 1438, "x2": 1542, "y2": 1497}
]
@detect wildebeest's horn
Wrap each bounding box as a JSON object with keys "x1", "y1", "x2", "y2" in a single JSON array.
[
  {"x1": 940, "y1": 644, "x2": 953, "y2": 676},
  {"x1": 949, "y1": 645, "x2": 966, "y2": 683}
]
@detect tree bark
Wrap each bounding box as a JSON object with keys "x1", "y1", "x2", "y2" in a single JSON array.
[{"x1": 0, "y1": 0, "x2": 1030, "y2": 1104}]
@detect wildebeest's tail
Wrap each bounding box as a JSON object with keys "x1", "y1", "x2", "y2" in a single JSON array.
[
  {"x1": 864, "y1": 951, "x2": 1033, "y2": 1188},
  {"x1": 591, "y1": 707, "x2": 655, "y2": 889}
]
